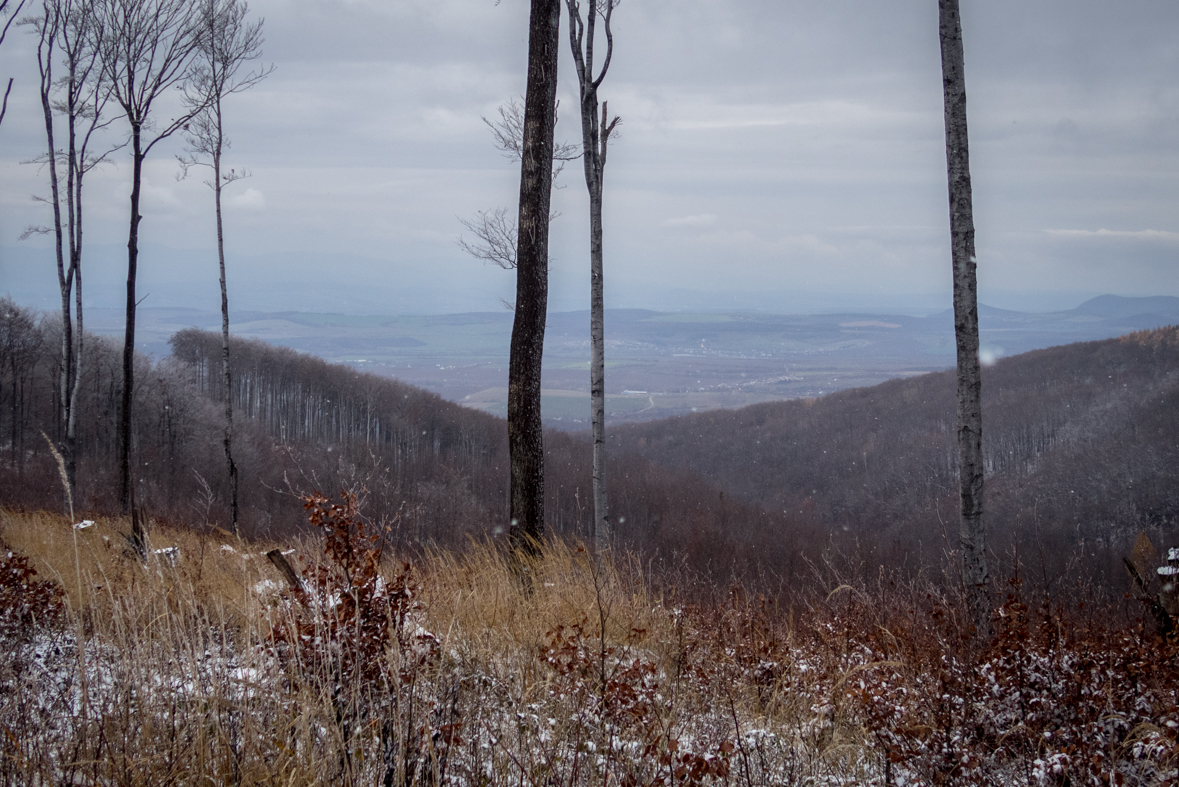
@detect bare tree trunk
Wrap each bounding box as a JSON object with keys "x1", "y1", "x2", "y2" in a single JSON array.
[
  {"x1": 212, "y1": 120, "x2": 239, "y2": 535},
  {"x1": 508, "y1": 0, "x2": 561, "y2": 557},
  {"x1": 63, "y1": 90, "x2": 79, "y2": 491},
  {"x1": 68, "y1": 238, "x2": 83, "y2": 487},
  {"x1": 44, "y1": 0, "x2": 112, "y2": 494},
  {"x1": 566, "y1": 0, "x2": 619, "y2": 555},
  {"x1": 938, "y1": 0, "x2": 988, "y2": 634},
  {"x1": 38, "y1": 26, "x2": 71, "y2": 439},
  {"x1": 33, "y1": 7, "x2": 79, "y2": 509},
  {"x1": 179, "y1": 0, "x2": 268, "y2": 536},
  {"x1": 118, "y1": 126, "x2": 142, "y2": 512},
  {"x1": 588, "y1": 174, "x2": 607, "y2": 552},
  {"x1": 100, "y1": 0, "x2": 204, "y2": 513},
  {"x1": 67, "y1": 114, "x2": 91, "y2": 490}
]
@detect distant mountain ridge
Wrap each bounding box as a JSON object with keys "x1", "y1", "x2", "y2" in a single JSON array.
[
  {"x1": 76, "y1": 294, "x2": 1179, "y2": 361},
  {"x1": 60, "y1": 295, "x2": 1179, "y2": 428},
  {"x1": 1072, "y1": 294, "x2": 1179, "y2": 318}
]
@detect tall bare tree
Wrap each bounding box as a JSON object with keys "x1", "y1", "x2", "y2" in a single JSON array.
[
  {"x1": 93, "y1": 0, "x2": 204, "y2": 512},
  {"x1": 179, "y1": 0, "x2": 269, "y2": 536},
  {"x1": 938, "y1": 0, "x2": 988, "y2": 632},
  {"x1": 508, "y1": 0, "x2": 561, "y2": 556},
  {"x1": 566, "y1": 0, "x2": 618, "y2": 555},
  {"x1": 0, "y1": 0, "x2": 29, "y2": 127},
  {"x1": 23, "y1": 0, "x2": 116, "y2": 495}
]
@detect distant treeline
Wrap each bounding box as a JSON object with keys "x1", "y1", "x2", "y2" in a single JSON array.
[{"x1": 0, "y1": 299, "x2": 825, "y2": 584}]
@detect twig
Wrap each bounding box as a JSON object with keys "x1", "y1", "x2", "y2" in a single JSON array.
[
  {"x1": 0, "y1": 77, "x2": 12, "y2": 128},
  {"x1": 726, "y1": 688, "x2": 754, "y2": 787}
]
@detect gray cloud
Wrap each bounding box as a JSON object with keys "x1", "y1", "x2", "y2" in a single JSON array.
[{"x1": 2, "y1": 0, "x2": 1177, "y2": 316}]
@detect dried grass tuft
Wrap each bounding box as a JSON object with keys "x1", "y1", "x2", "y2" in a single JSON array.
[{"x1": 1, "y1": 506, "x2": 1175, "y2": 786}]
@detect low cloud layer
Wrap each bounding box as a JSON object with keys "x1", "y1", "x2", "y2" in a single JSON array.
[{"x1": 1, "y1": 0, "x2": 1176, "y2": 315}]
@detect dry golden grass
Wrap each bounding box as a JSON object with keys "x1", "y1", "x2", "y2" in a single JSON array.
[
  {"x1": 2, "y1": 506, "x2": 1175, "y2": 786},
  {"x1": 419, "y1": 542, "x2": 664, "y2": 659},
  {"x1": 1, "y1": 508, "x2": 266, "y2": 613},
  {"x1": 0, "y1": 507, "x2": 858, "y2": 785}
]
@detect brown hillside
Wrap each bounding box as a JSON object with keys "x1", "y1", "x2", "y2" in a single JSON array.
[{"x1": 610, "y1": 327, "x2": 1179, "y2": 583}]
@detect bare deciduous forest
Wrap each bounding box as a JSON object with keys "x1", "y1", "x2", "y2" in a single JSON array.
[
  {"x1": 1, "y1": 302, "x2": 821, "y2": 580},
  {"x1": 611, "y1": 327, "x2": 1179, "y2": 589},
  {"x1": 2, "y1": 0, "x2": 1178, "y2": 782},
  {"x1": 5, "y1": 297, "x2": 1178, "y2": 596}
]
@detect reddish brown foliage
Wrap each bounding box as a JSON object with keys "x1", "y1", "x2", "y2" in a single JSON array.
[{"x1": 0, "y1": 547, "x2": 64, "y2": 641}]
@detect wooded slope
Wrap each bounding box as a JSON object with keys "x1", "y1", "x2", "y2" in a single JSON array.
[
  {"x1": 610, "y1": 327, "x2": 1179, "y2": 581},
  {"x1": 10, "y1": 295, "x2": 1175, "y2": 589},
  {"x1": 2, "y1": 302, "x2": 815, "y2": 581}
]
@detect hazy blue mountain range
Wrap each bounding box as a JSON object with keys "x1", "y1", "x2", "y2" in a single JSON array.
[{"x1": 58, "y1": 294, "x2": 1178, "y2": 427}]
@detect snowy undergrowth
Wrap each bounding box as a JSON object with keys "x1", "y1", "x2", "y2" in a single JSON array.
[{"x1": 1, "y1": 506, "x2": 1176, "y2": 786}]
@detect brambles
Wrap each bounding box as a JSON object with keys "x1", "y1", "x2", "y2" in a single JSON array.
[
  {"x1": 838, "y1": 577, "x2": 1179, "y2": 786},
  {"x1": 268, "y1": 492, "x2": 445, "y2": 785},
  {"x1": 0, "y1": 546, "x2": 65, "y2": 641}
]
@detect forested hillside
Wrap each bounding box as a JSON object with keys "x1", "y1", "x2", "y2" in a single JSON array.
[
  {"x1": 611, "y1": 326, "x2": 1179, "y2": 584},
  {"x1": 1, "y1": 299, "x2": 818, "y2": 580},
  {"x1": 7, "y1": 295, "x2": 1179, "y2": 590}
]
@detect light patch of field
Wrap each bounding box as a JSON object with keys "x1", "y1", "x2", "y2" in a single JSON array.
[
  {"x1": 839, "y1": 320, "x2": 901, "y2": 328},
  {"x1": 542, "y1": 360, "x2": 650, "y2": 370},
  {"x1": 644, "y1": 312, "x2": 735, "y2": 323},
  {"x1": 461, "y1": 387, "x2": 790, "y2": 425}
]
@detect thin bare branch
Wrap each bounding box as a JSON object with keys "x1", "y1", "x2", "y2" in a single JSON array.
[
  {"x1": 0, "y1": 77, "x2": 12, "y2": 125},
  {"x1": 95, "y1": 0, "x2": 209, "y2": 155},
  {"x1": 0, "y1": 0, "x2": 29, "y2": 48},
  {"x1": 483, "y1": 96, "x2": 579, "y2": 163},
  {"x1": 457, "y1": 207, "x2": 517, "y2": 270},
  {"x1": 591, "y1": 0, "x2": 616, "y2": 90},
  {"x1": 19, "y1": 224, "x2": 53, "y2": 239}
]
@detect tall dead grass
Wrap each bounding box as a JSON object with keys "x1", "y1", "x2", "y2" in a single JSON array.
[{"x1": 1, "y1": 505, "x2": 1175, "y2": 785}]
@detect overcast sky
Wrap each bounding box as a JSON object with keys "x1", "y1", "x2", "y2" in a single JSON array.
[{"x1": 2, "y1": 0, "x2": 1178, "y2": 316}]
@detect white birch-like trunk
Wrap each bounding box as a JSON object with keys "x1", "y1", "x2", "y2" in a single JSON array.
[{"x1": 567, "y1": 0, "x2": 617, "y2": 555}]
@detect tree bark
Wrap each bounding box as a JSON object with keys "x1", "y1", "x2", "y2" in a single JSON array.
[
  {"x1": 588, "y1": 167, "x2": 607, "y2": 553},
  {"x1": 118, "y1": 124, "x2": 142, "y2": 512},
  {"x1": 566, "y1": 0, "x2": 618, "y2": 555},
  {"x1": 212, "y1": 106, "x2": 240, "y2": 535},
  {"x1": 100, "y1": 0, "x2": 204, "y2": 513},
  {"x1": 508, "y1": 0, "x2": 561, "y2": 557},
  {"x1": 938, "y1": 0, "x2": 988, "y2": 633}
]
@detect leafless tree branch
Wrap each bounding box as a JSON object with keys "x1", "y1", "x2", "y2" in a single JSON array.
[
  {"x1": 460, "y1": 94, "x2": 576, "y2": 272},
  {"x1": 19, "y1": 224, "x2": 52, "y2": 239},
  {"x1": 0, "y1": 0, "x2": 29, "y2": 48},
  {"x1": 0, "y1": 77, "x2": 13, "y2": 126},
  {"x1": 483, "y1": 96, "x2": 580, "y2": 164},
  {"x1": 457, "y1": 207, "x2": 517, "y2": 270}
]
